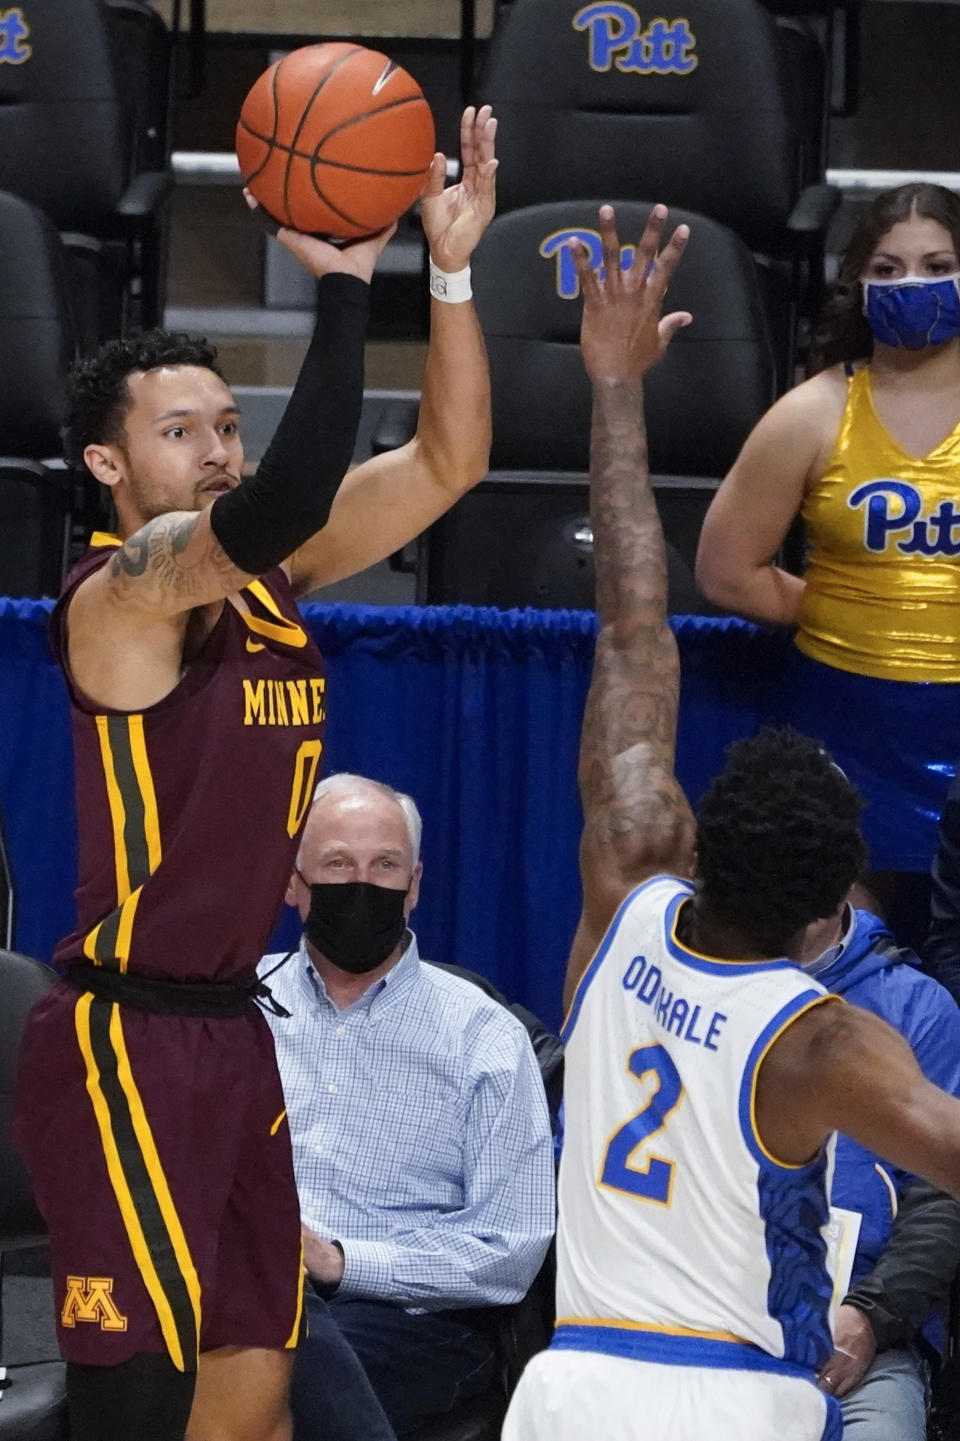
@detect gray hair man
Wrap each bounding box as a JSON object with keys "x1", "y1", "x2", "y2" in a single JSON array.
[{"x1": 258, "y1": 773, "x2": 555, "y2": 1440}]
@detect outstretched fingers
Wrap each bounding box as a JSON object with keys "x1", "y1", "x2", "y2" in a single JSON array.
[
  {"x1": 658, "y1": 310, "x2": 694, "y2": 347},
  {"x1": 597, "y1": 204, "x2": 624, "y2": 292},
  {"x1": 420, "y1": 151, "x2": 447, "y2": 201},
  {"x1": 459, "y1": 104, "x2": 478, "y2": 173},
  {"x1": 644, "y1": 220, "x2": 690, "y2": 308},
  {"x1": 631, "y1": 203, "x2": 668, "y2": 283},
  {"x1": 572, "y1": 238, "x2": 603, "y2": 305},
  {"x1": 459, "y1": 105, "x2": 498, "y2": 203},
  {"x1": 474, "y1": 104, "x2": 497, "y2": 166}
]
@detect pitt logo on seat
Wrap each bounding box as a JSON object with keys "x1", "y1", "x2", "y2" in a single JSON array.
[
  {"x1": 540, "y1": 228, "x2": 637, "y2": 300},
  {"x1": 849, "y1": 480, "x2": 960, "y2": 558},
  {"x1": 0, "y1": 7, "x2": 30, "y2": 63},
  {"x1": 572, "y1": 4, "x2": 697, "y2": 74},
  {"x1": 61, "y1": 1276, "x2": 128, "y2": 1332}
]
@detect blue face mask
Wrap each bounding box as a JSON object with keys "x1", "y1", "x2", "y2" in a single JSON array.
[{"x1": 862, "y1": 273, "x2": 960, "y2": 350}]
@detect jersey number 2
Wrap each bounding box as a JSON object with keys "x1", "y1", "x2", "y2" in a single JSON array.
[{"x1": 600, "y1": 1044, "x2": 684, "y2": 1206}]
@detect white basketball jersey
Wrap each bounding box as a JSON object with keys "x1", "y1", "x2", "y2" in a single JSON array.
[{"x1": 556, "y1": 875, "x2": 839, "y2": 1376}]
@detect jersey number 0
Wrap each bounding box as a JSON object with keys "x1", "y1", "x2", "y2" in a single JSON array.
[{"x1": 287, "y1": 740, "x2": 323, "y2": 837}]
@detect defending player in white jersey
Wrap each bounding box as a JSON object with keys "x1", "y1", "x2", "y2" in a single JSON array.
[{"x1": 502, "y1": 206, "x2": 960, "y2": 1441}]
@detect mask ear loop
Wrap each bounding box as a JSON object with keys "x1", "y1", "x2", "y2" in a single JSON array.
[
  {"x1": 243, "y1": 865, "x2": 312, "y2": 1016},
  {"x1": 248, "y1": 948, "x2": 296, "y2": 1018}
]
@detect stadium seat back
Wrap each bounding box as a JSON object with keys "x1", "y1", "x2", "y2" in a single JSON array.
[
  {"x1": 480, "y1": 0, "x2": 809, "y2": 252},
  {"x1": 0, "y1": 0, "x2": 129, "y2": 231},
  {"x1": 103, "y1": 0, "x2": 174, "y2": 174},
  {"x1": 0, "y1": 0, "x2": 173, "y2": 345},
  {"x1": 0, "y1": 191, "x2": 75, "y2": 459},
  {"x1": 473, "y1": 201, "x2": 776, "y2": 477},
  {"x1": 0, "y1": 191, "x2": 76, "y2": 596}
]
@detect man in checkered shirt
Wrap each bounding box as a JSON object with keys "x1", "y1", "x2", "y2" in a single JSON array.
[{"x1": 259, "y1": 772, "x2": 556, "y2": 1440}]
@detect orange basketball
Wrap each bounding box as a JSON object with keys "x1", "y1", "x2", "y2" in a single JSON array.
[{"x1": 235, "y1": 43, "x2": 436, "y2": 239}]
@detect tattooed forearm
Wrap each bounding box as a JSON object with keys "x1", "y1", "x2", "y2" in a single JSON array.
[
  {"x1": 109, "y1": 513, "x2": 240, "y2": 603},
  {"x1": 579, "y1": 377, "x2": 693, "y2": 869},
  {"x1": 590, "y1": 381, "x2": 667, "y2": 627}
]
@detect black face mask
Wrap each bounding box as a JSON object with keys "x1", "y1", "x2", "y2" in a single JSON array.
[{"x1": 299, "y1": 877, "x2": 408, "y2": 975}]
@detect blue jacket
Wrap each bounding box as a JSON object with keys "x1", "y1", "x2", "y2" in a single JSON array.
[{"x1": 816, "y1": 908, "x2": 960, "y2": 1354}]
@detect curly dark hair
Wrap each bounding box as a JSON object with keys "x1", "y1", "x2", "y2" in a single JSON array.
[
  {"x1": 695, "y1": 728, "x2": 866, "y2": 954},
  {"x1": 813, "y1": 182, "x2": 960, "y2": 371},
  {"x1": 64, "y1": 330, "x2": 224, "y2": 471}
]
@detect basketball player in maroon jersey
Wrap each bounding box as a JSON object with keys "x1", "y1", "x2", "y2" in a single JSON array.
[{"x1": 12, "y1": 107, "x2": 497, "y2": 1441}]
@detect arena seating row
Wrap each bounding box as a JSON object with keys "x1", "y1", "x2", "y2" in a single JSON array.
[
  {"x1": 0, "y1": 0, "x2": 852, "y2": 605},
  {"x1": 482, "y1": 0, "x2": 839, "y2": 375},
  {"x1": 381, "y1": 0, "x2": 859, "y2": 608},
  {"x1": 385, "y1": 198, "x2": 774, "y2": 610},
  {"x1": 0, "y1": 0, "x2": 173, "y2": 599},
  {"x1": 0, "y1": 0, "x2": 173, "y2": 351}
]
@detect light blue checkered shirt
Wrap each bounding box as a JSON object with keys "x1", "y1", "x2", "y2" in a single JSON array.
[{"x1": 259, "y1": 933, "x2": 555, "y2": 1310}]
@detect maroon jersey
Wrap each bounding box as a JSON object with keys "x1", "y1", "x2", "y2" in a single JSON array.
[{"x1": 52, "y1": 533, "x2": 327, "y2": 982}]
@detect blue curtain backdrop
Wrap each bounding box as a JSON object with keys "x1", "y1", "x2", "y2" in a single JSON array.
[{"x1": 0, "y1": 600, "x2": 789, "y2": 1030}]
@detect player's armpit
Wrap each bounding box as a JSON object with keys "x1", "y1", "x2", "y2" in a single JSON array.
[
  {"x1": 91, "y1": 508, "x2": 254, "y2": 618},
  {"x1": 758, "y1": 999, "x2": 960, "y2": 1195}
]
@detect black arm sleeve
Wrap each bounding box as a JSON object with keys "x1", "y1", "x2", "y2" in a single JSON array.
[
  {"x1": 844, "y1": 1178, "x2": 960, "y2": 1352},
  {"x1": 925, "y1": 768, "x2": 960, "y2": 1005},
  {"x1": 209, "y1": 271, "x2": 370, "y2": 576}
]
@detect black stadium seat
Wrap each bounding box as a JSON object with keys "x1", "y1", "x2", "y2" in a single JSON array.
[
  {"x1": 478, "y1": 0, "x2": 839, "y2": 369},
  {"x1": 473, "y1": 203, "x2": 775, "y2": 480},
  {"x1": 401, "y1": 200, "x2": 776, "y2": 610},
  {"x1": 103, "y1": 0, "x2": 175, "y2": 176},
  {"x1": 0, "y1": 191, "x2": 77, "y2": 598},
  {"x1": 759, "y1": 0, "x2": 861, "y2": 120},
  {"x1": 0, "y1": 0, "x2": 173, "y2": 350},
  {"x1": 480, "y1": 0, "x2": 832, "y2": 241}
]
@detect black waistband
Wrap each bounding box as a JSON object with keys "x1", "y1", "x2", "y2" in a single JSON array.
[{"x1": 64, "y1": 963, "x2": 263, "y2": 1018}]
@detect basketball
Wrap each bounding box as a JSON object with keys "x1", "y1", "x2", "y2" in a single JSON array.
[{"x1": 235, "y1": 43, "x2": 436, "y2": 240}]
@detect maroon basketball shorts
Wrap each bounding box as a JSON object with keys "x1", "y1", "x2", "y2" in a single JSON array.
[{"x1": 12, "y1": 983, "x2": 303, "y2": 1370}]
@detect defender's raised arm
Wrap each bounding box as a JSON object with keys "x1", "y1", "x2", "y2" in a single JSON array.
[{"x1": 566, "y1": 206, "x2": 696, "y2": 1007}]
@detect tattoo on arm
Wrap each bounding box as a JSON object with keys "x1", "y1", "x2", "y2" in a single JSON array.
[
  {"x1": 579, "y1": 382, "x2": 694, "y2": 874},
  {"x1": 109, "y1": 513, "x2": 240, "y2": 603},
  {"x1": 110, "y1": 529, "x2": 151, "y2": 579}
]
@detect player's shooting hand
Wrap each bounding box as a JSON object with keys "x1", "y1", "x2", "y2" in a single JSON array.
[
  {"x1": 420, "y1": 104, "x2": 498, "y2": 273},
  {"x1": 574, "y1": 204, "x2": 691, "y2": 387},
  {"x1": 301, "y1": 1223, "x2": 346, "y2": 1285},
  {"x1": 817, "y1": 1303, "x2": 877, "y2": 1398},
  {"x1": 243, "y1": 188, "x2": 396, "y2": 284}
]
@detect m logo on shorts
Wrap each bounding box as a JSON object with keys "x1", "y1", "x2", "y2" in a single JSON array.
[{"x1": 61, "y1": 1275, "x2": 129, "y2": 1332}]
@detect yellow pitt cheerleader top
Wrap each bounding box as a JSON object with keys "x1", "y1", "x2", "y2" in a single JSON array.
[{"x1": 797, "y1": 365, "x2": 960, "y2": 682}]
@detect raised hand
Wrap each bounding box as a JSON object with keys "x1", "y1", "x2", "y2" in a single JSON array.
[
  {"x1": 420, "y1": 104, "x2": 498, "y2": 273},
  {"x1": 243, "y1": 188, "x2": 397, "y2": 285},
  {"x1": 573, "y1": 204, "x2": 691, "y2": 386}
]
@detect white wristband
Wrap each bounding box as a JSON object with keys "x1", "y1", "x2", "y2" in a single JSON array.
[{"x1": 429, "y1": 259, "x2": 472, "y2": 304}]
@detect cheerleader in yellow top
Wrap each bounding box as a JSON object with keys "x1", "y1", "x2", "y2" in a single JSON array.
[{"x1": 696, "y1": 182, "x2": 960, "y2": 873}]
